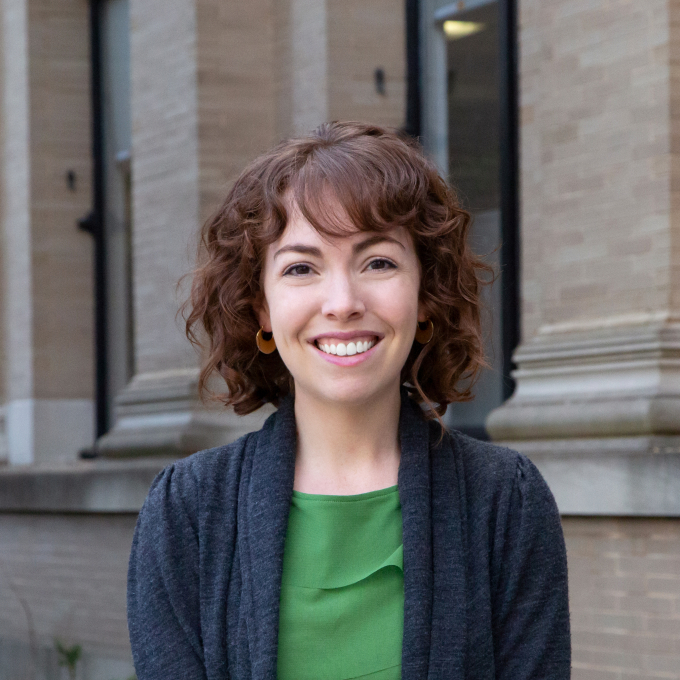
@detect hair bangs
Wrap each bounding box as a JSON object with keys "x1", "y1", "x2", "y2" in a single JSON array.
[{"x1": 289, "y1": 141, "x2": 422, "y2": 241}]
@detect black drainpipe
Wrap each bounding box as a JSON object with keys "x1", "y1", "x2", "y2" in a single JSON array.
[
  {"x1": 499, "y1": 0, "x2": 520, "y2": 400},
  {"x1": 79, "y1": 0, "x2": 108, "y2": 443},
  {"x1": 404, "y1": 0, "x2": 421, "y2": 138}
]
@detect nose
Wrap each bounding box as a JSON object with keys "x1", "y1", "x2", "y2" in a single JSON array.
[{"x1": 321, "y1": 273, "x2": 365, "y2": 321}]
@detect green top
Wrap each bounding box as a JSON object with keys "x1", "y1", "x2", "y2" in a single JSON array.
[{"x1": 277, "y1": 485, "x2": 404, "y2": 680}]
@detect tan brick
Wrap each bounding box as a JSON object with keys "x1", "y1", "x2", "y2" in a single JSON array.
[
  {"x1": 648, "y1": 577, "x2": 680, "y2": 596},
  {"x1": 571, "y1": 667, "x2": 620, "y2": 680},
  {"x1": 647, "y1": 617, "x2": 680, "y2": 636},
  {"x1": 521, "y1": 0, "x2": 680, "y2": 337},
  {"x1": 643, "y1": 652, "x2": 680, "y2": 675},
  {"x1": 565, "y1": 517, "x2": 680, "y2": 679},
  {"x1": 0, "y1": 513, "x2": 136, "y2": 656}
]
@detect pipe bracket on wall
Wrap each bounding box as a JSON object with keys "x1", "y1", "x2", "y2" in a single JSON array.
[{"x1": 77, "y1": 211, "x2": 99, "y2": 236}]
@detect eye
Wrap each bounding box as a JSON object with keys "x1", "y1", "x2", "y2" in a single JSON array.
[
  {"x1": 283, "y1": 263, "x2": 313, "y2": 277},
  {"x1": 367, "y1": 258, "x2": 397, "y2": 271}
]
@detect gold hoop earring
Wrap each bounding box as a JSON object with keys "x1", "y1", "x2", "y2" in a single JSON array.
[
  {"x1": 415, "y1": 319, "x2": 434, "y2": 344},
  {"x1": 256, "y1": 327, "x2": 277, "y2": 354}
]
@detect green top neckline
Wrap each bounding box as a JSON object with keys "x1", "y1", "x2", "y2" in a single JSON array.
[
  {"x1": 278, "y1": 480, "x2": 404, "y2": 680},
  {"x1": 291, "y1": 484, "x2": 399, "y2": 502}
]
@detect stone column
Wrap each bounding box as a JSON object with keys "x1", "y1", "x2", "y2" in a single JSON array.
[
  {"x1": 97, "y1": 0, "x2": 408, "y2": 458},
  {"x1": 487, "y1": 0, "x2": 680, "y2": 514},
  {"x1": 0, "y1": 0, "x2": 7, "y2": 465},
  {"x1": 291, "y1": 0, "x2": 328, "y2": 134},
  {"x1": 0, "y1": 0, "x2": 94, "y2": 465},
  {"x1": 97, "y1": 0, "x2": 278, "y2": 457}
]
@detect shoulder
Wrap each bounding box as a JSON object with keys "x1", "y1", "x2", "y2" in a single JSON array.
[
  {"x1": 139, "y1": 427, "x2": 262, "y2": 526},
  {"x1": 433, "y1": 421, "x2": 522, "y2": 486},
  {"x1": 444, "y1": 426, "x2": 519, "y2": 475},
  {"x1": 434, "y1": 423, "x2": 558, "y2": 521},
  {"x1": 434, "y1": 425, "x2": 566, "y2": 584}
]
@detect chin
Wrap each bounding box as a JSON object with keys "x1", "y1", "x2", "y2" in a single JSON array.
[{"x1": 305, "y1": 376, "x2": 399, "y2": 407}]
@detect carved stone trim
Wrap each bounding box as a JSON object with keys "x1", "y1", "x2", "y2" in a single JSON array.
[
  {"x1": 97, "y1": 368, "x2": 273, "y2": 457},
  {"x1": 486, "y1": 322, "x2": 680, "y2": 515},
  {"x1": 487, "y1": 322, "x2": 680, "y2": 440}
]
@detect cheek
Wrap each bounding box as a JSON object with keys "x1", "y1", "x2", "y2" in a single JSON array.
[
  {"x1": 268, "y1": 287, "x2": 313, "y2": 339},
  {"x1": 370, "y1": 277, "x2": 420, "y2": 329}
]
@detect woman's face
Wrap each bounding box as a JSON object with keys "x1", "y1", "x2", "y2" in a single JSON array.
[{"x1": 257, "y1": 201, "x2": 426, "y2": 407}]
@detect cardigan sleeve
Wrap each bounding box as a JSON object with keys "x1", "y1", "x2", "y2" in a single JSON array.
[
  {"x1": 490, "y1": 454, "x2": 571, "y2": 680},
  {"x1": 127, "y1": 462, "x2": 207, "y2": 680}
]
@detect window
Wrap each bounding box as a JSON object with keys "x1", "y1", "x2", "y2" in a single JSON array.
[
  {"x1": 420, "y1": 0, "x2": 518, "y2": 439},
  {"x1": 101, "y1": 0, "x2": 134, "y2": 431}
]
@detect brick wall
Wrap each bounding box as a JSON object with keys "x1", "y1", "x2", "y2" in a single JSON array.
[
  {"x1": 0, "y1": 514, "x2": 136, "y2": 660},
  {"x1": 328, "y1": 0, "x2": 405, "y2": 129},
  {"x1": 3, "y1": 513, "x2": 680, "y2": 678},
  {"x1": 28, "y1": 0, "x2": 94, "y2": 401},
  {"x1": 520, "y1": 0, "x2": 673, "y2": 340},
  {"x1": 565, "y1": 517, "x2": 680, "y2": 679},
  {"x1": 196, "y1": 0, "x2": 277, "y2": 220}
]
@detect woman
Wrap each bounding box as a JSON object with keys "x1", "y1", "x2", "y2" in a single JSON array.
[{"x1": 127, "y1": 121, "x2": 571, "y2": 680}]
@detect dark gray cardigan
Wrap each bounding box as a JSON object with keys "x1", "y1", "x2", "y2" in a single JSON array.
[{"x1": 127, "y1": 389, "x2": 571, "y2": 679}]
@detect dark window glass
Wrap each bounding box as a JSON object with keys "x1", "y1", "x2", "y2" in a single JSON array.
[
  {"x1": 441, "y1": 1, "x2": 504, "y2": 439},
  {"x1": 445, "y1": 2, "x2": 500, "y2": 212},
  {"x1": 101, "y1": 0, "x2": 134, "y2": 429}
]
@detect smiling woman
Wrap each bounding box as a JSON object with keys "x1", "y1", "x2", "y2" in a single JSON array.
[
  {"x1": 127, "y1": 122, "x2": 571, "y2": 680},
  {"x1": 256, "y1": 202, "x2": 424, "y2": 439},
  {"x1": 184, "y1": 121, "x2": 490, "y2": 425}
]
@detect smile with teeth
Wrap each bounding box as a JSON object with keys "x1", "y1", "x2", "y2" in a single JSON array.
[{"x1": 314, "y1": 336, "x2": 379, "y2": 356}]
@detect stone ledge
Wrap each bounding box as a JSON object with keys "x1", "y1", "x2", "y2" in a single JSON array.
[
  {"x1": 7, "y1": 442, "x2": 679, "y2": 516},
  {"x1": 0, "y1": 458, "x2": 176, "y2": 512},
  {"x1": 503, "y1": 436, "x2": 680, "y2": 516}
]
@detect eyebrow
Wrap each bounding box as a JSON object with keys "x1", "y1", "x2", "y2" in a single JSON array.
[{"x1": 273, "y1": 234, "x2": 405, "y2": 260}]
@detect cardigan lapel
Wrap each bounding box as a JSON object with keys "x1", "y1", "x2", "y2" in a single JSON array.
[
  {"x1": 428, "y1": 418, "x2": 468, "y2": 678},
  {"x1": 239, "y1": 394, "x2": 297, "y2": 680},
  {"x1": 398, "y1": 391, "x2": 435, "y2": 680},
  {"x1": 398, "y1": 390, "x2": 468, "y2": 680}
]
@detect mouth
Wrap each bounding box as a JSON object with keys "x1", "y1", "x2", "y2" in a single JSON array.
[{"x1": 313, "y1": 335, "x2": 381, "y2": 357}]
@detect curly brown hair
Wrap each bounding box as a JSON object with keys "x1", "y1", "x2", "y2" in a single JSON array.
[{"x1": 183, "y1": 121, "x2": 491, "y2": 422}]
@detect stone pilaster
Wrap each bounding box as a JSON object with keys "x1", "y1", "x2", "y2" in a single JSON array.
[
  {"x1": 487, "y1": 0, "x2": 680, "y2": 514},
  {"x1": 0, "y1": 0, "x2": 94, "y2": 464},
  {"x1": 99, "y1": 0, "x2": 408, "y2": 458},
  {"x1": 97, "y1": 0, "x2": 277, "y2": 456},
  {"x1": 291, "y1": 0, "x2": 328, "y2": 134}
]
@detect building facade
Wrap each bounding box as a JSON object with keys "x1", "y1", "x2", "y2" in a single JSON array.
[{"x1": 0, "y1": 0, "x2": 679, "y2": 677}]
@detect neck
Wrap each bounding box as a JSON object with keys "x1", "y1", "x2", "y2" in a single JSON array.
[{"x1": 292, "y1": 383, "x2": 402, "y2": 495}]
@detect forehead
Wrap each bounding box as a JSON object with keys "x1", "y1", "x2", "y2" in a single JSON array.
[{"x1": 270, "y1": 202, "x2": 412, "y2": 253}]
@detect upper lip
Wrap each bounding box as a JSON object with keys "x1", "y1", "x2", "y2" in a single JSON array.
[{"x1": 309, "y1": 330, "x2": 384, "y2": 343}]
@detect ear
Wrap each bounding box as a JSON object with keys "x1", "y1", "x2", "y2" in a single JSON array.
[
  {"x1": 417, "y1": 301, "x2": 428, "y2": 324},
  {"x1": 253, "y1": 293, "x2": 272, "y2": 332}
]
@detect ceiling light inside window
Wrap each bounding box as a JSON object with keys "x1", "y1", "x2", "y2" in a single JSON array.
[{"x1": 443, "y1": 20, "x2": 485, "y2": 40}]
